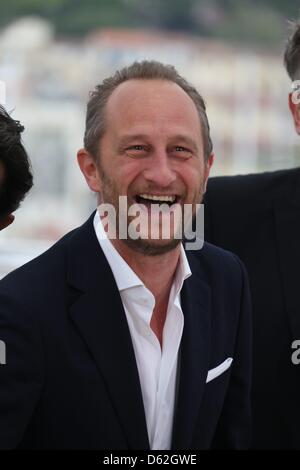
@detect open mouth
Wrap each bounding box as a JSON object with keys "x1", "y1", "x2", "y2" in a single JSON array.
[{"x1": 135, "y1": 194, "x2": 179, "y2": 207}]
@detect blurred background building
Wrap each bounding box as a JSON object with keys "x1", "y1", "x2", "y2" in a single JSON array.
[{"x1": 0, "y1": 0, "x2": 299, "y2": 277}]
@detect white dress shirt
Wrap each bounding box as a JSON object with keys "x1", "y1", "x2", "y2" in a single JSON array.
[{"x1": 93, "y1": 211, "x2": 191, "y2": 450}]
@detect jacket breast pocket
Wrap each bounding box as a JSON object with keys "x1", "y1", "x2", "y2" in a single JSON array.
[{"x1": 206, "y1": 357, "x2": 233, "y2": 383}]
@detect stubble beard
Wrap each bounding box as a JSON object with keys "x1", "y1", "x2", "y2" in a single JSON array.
[{"x1": 97, "y1": 165, "x2": 204, "y2": 256}]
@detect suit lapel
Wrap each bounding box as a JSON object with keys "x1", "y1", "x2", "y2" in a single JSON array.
[
  {"x1": 274, "y1": 196, "x2": 300, "y2": 338},
  {"x1": 172, "y1": 251, "x2": 211, "y2": 450},
  {"x1": 67, "y1": 215, "x2": 149, "y2": 449}
]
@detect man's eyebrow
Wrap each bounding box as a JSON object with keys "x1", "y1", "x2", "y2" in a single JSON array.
[
  {"x1": 117, "y1": 134, "x2": 199, "y2": 149},
  {"x1": 117, "y1": 134, "x2": 150, "y2": 148}
]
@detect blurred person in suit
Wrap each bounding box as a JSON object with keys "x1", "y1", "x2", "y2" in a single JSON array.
[
  {"x1": 0, "y1": 61, "x2": 252, "y2": 449},
  {"x1": 204, "y1": 21, "x2": 300, "y2": 449},
  {"x1": 0, "y1": 105, "x2": 33, "y2": 231}
]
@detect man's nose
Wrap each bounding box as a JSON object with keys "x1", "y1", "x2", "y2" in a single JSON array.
[{"x1": 143, "y1": 152, "x2": 176, "y2": 187}]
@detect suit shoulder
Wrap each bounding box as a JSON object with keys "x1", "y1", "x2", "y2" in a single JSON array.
[
  {"x1": 201, "y1": 241, "x2": 242, "y2": 267},
  {"x1": 206, "y1": 167, "x2": 300, "y2": 202},
  {"x1": 0, "y1": 214, "x2": 96, "y2": 326},
  {"x1": 0, "y1": 212, "x2": 96, "y2": 301},
  {"x1": 0, "y1": 227, "x2": 77, "y2": 296},
  {"x1": 189, "y1": 242, "x2": 245, "y2": 282}
]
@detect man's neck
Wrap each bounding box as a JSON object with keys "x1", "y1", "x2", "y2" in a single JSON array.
[{"x1": 110, "y1": 239, "x2": 181, "y2": 300}]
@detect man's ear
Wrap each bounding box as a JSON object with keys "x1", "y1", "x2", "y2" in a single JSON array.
[
  {"x1": 203, "y1": 153, "x2": 214, "y2": 193},
  {"x1": 77, "y1": 148, "x2": 102, "y2": 193},
  {"x1": 0, "y1": 213, "x2": 14, "y2": 231},
  {"x1": 288, "y1": 93, "x2": 300, "y2": 135}
]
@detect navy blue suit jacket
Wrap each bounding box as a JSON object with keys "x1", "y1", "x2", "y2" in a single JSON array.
[{"x1": 0, "y1": 213, "x2": 251, "y2": 449}]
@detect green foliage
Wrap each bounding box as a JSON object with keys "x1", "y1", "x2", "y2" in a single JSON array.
[{"x1": 0, "y1": 0, "x2": 299, "y2": 44}]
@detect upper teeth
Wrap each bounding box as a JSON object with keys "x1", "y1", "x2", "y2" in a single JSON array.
[{"x1": 139, "y1": 194, "x2": 176, "y2": 202}]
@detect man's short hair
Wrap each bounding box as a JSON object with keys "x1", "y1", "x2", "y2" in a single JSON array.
[
  {"x1": 0, "y1": 105, "x2": 33, "y2": 219},
  {"x1": 84, "y1": 60, "x2": 213, "y2": 162},
  {"x1": 284, "y1": 20, "x2": 300, "y2": 81}
]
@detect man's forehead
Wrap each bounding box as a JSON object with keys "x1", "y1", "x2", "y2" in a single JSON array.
[
  {"x1": 106, "y1": 78, "x2": 195, "y2": 110},
  {"x1": 104, "y1": 78, "x2": 201, "y2": 135}
]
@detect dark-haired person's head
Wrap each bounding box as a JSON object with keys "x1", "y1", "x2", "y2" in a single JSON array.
[
  {"x1": 0, "y1": 105, "x2": 33, "y2": 230},
  {"x1": 284, "y1": 20, "x2": 300, "y2": 134}
]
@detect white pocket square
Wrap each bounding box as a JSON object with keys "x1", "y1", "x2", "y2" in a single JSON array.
[{"x1": 206, "y1": 357, "x2": 233, "y2": 383}]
